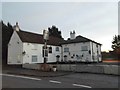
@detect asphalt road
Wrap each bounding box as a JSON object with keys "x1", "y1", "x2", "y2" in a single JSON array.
[{"x1": 1, "y1": 73, "x2": 119, "y2": 88}]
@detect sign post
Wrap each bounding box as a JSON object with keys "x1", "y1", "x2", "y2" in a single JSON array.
[
  {"x1": 43, "y1": 30, "x2": 49, "y2": 63},
  {"x1": 42, "y1": 30, "x2": 49, "y2": 71}
]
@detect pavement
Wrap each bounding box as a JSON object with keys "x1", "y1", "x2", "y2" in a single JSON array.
[
  {"x1": 2, "y1": 61, "x2": 119, "y2": 77},
  {"x1": 2, "y1": 66, "x2": 73, "y2": 77}
]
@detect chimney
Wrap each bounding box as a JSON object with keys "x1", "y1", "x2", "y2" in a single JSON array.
[
  {"x1": 70, "y1": 30, "x2": 75, "y2": 40},
  {"x1": 13, "y1": 22, "x2": 20, "y2": 31}
]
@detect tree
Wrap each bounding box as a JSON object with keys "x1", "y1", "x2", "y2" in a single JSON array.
[
  {"x1": 111, "y1": 35, "x2": 120, "y2": 59},
  {"x1": 2, "y1": 21, "x2": 14, "y2": 65},
  {"x1": 48, "y1": 25, "x2": 62, "y2": 39}
]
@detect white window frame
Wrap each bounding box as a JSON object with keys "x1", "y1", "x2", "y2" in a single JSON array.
[
  {"x1": 81, "y1": 46, "x2": 88, "y2": 51},
  {"x1": 64, "y1": 47, "x2": 69, "y2": 52},
  {"x1": 56, "y1": 47, "x2": 59, "y2": 52},
  {"x1": 32, "y1": 55, "x2": 38, "y2": 62},
  {"x1": 49, "y1": 47, "x2": 52, "y2": 53}
]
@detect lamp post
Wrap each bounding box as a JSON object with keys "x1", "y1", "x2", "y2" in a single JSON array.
[
  {"x1": 43, "y1": 30, "x2": 49, "y2": 71},
  {"x1": 41, "y1": 30, "x2": 49, "y2": 71}
]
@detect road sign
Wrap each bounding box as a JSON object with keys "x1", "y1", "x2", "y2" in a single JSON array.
[{"x1": 43, "y1": 30, "x2": 49, "y2": 40}]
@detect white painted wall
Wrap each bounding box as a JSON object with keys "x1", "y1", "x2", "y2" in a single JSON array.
[
  {"x1": 23, "y1": 43, "x2": 61, "y2": 64},
  {"x1": 47, "y1": 45, "x2": 61, "y2": 63},
  {"x1": 8, "y1": 31, "x2": 23, "y2": 64},
  {"x1": 62, "y1": 42, "x2": 92, "y2": 62},
  {"x1": 7, "y1": 31, "x2": 101, "y2": 65},
  {"x1": 62, "y1": 42, "x2": 101, "y2": 62},
  {"x1": 98, "y1": 44, "x2": 102, "y2": 62},
  {"x1": 90, "y1": 42, "x2": 102, "y2": 62},
  {"x1": 8, "y1": 31, "x2": 61, "y2": 64}
]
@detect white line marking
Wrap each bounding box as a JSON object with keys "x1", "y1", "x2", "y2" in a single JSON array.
[
  {"x1": 49, "y1": 80, "x2": 61, "y2": 84},
  {"x1": 1, "y1": 74, "x2": 41, "y2": 81},
  {"x1": 73, "y1": 84, "x2": 92, "y2": 88},
  {"x1": 1, "y1": 74, "x2": 91, "y2": 88}
]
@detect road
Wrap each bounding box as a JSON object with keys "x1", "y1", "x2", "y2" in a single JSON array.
[{"x1": 1, "y1": 73, "x2": 119, "y2": 88}]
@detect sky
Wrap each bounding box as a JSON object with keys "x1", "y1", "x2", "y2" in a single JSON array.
[{"x1": 1, "y1": 1, "x2": 119, "y2": 51}]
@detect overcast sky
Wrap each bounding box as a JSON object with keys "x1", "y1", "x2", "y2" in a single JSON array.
[{"x1": 1, "y1": 1, "x2": 119, "y2": 51}]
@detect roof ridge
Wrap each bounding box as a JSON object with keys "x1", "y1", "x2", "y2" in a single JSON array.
[
  {"x1": 16, "y1": 30, "x2": 64, "y2": 46},
  {"x1": 19, "y1": 30, "x2": 64, "y2": 40},
  {"x1": 62, "y1": 35, "x2": 101, "y2": 45},
  {"x1": 76, "y1": 35, "x2": 89, "y2": 40},
  {"x1": 77, "y1": 35, "x2": 101, "y2": 45},
  {"x1": 20, "y1": 30, "x2": 42, "y2": 36}
]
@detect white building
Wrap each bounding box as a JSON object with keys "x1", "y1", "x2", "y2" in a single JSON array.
[
  {"x1": 7, "y1": 23, "x2": 102, "y2": 65},
  {"x1": 8, "y1": 23, "x2": 63, "y2": 64},
  {"x1": 62, "y1": 31, "x2": 102, "y2": 62}
]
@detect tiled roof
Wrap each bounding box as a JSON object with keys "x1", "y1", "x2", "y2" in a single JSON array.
[
  {"x1": 16, "y1": 30, "x2": 101, "y2": 46},
  {"x1": 61, "y1": 35, "x2": 102, "y2": 45},
  {"x1": 16, "y1": 30, "x2": 64, "y2": 46}
]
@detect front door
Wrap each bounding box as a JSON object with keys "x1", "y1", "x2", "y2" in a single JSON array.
[
  {"x1": 64, "y1": 55, "x2": 67, "y2": 62},
  {"x1": 56, "y1": 55, "x2": 60, "y2": 62}
]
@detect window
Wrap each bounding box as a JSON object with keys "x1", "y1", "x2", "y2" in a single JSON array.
[
  {"x1": 42, "y1": 46, "x2": 44, "y2": 57},
  {"x1": 96, "y1": 44, "x2": 98, "y2": 47},
  {"x1": 89, "y1": 50, "x2": 91, "y2": 54},
  {"x1": 42, "y1": 46, "x2": 48, "y2": 57},
  {"x1": 81, "y1": 46, "x2": 88, "y2": 51},
  {"x1": 64, "y1": 47, "x2": 69, "y2": 52},
  {"x1": 49, "y1": 47, "x2": 52, "y2": 53},
  {"x1": 56, "y1": 47, "x2": 59, "y2": 51},
  {"x1": 32, "y1": 55, "x2": 37, "y2": 62}
]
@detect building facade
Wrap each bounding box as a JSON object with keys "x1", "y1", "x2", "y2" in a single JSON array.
[
  {"x1": 7, "y1": 23, "x2": 102, "y2": 65},
  {"x1": 62, "y1": 41, "x2": 101, "y2": 62}
]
